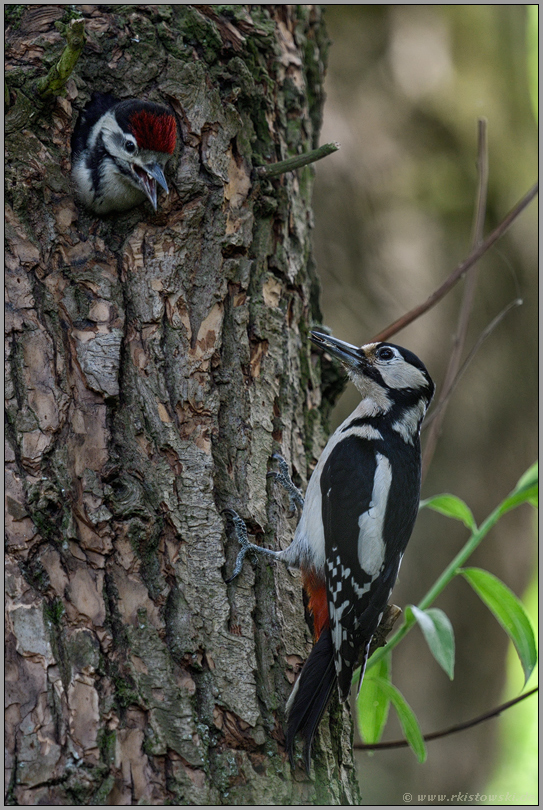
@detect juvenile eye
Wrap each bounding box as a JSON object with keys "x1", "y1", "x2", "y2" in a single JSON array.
[
  {"x1": 125, "y1": 140, "x2": 136, "y2": 154},
  {"x1": 377, "y1": 347, "x2": 395, "y2": 361}
]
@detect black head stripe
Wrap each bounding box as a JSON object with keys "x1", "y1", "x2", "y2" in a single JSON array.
[{"x1": 71, "y1": 92, "x2": 119, "y2": 158}]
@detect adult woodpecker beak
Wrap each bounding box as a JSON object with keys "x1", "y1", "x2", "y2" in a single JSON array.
[
  {"x1": 310, "y1": 330, "x2": 370, "y2": 372},
  {"x1": 132, "y1": 162, "x2": 169, "y2": 211}
]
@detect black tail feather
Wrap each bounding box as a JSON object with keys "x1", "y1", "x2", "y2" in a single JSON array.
[{"x1": 285, "y1": 627, "x2": 337, "y2": 772}]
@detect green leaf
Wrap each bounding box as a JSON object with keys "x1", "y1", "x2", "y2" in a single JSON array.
[
  {"x1": 420, "y1": 493, "x2": 477, "y2": 530},
  {"x1": 372, "y1": 677, "x2": 427, "y2": 763},
  {"x1": 408, "y1": 606, "x2": 455, "y2": 680},
  {"x1": 499, "y1": 462, "x2": 539, "y2": 514},
  {"x1": 461, "y1": 567, "x2": 538, "y2": 684},
  {"x1": 498, "y1": 486, "x2": 538, "y2": 515},
  {"x1": 514, "y1": 461, "x2": 538, "y2": 492},
  {"x1": 357, "y1": 656, "x2": 391, "y2": 745}
]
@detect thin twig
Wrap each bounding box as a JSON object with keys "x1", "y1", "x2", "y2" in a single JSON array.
[
  {"x1": 354, "y1": 686, "x2": 538, "y2": 751},
  {"x1": 371, "y1": 181, "x2": 538, "y2": 344},
  {"x1": 422, "y1": 297, "x2": 523, "y2": 430},
  {"x1": 422, "y1": 119, "x2": 489, "y2": 479},
  {"x1": 254, "y1": 142, "x2": 340, "y2": 178}
]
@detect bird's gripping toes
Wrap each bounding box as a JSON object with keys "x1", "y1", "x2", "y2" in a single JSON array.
[
  {"x1": 225, "y1": 330, "x2": 434, "y2": 771},
  {"x1": 71, "y1": 92, "x2": 177, "y2": 215}
]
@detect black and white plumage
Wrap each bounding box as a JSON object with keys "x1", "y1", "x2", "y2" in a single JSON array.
[
  {"x1": 315, "y1": 336, "x2": 433, "y2": 700},
  {"x1": 71, "y1": 92, "x2": 177, "y2": 215},
  {"x1": 225, "y1": 330, "x2": 434, "y2": 770}
]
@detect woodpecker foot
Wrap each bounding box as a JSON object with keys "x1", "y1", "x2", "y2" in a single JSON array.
[
  {"x1": 267, "y1": 454, "x2": 304, "y2": 514},
  {"x1": 223, "y1": 509, "x2": 281, "y2": 583},
  {"x1": 223, "y1": 509, "x2": 250, "y2": 583}
]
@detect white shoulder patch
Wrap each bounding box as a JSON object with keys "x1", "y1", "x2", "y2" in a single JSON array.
[{"x1": 357, "y1": 452, "x2": 392, "y2": 576}]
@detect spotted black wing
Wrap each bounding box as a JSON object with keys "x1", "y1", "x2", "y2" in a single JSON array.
[{"x1": 320, "y1": 431, "x2": 417, "y2": 700}]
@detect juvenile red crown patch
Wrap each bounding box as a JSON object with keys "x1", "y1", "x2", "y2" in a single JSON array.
[{"x1": 129, "y1": 109, "x2": 177, "y2": 155}]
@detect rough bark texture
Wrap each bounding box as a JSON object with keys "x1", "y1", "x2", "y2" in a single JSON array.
[{"x1": 5, "y1": 5, "x2": 359, "y2": 805}]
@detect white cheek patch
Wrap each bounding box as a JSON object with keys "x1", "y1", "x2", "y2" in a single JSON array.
[
  {"x1": 378, "y1": 362, "x2": 428, "y2": 391},
  {"x1": 357, "y1": 452, "x2": 392, "y2": 576},
  {"x1": 89, "y1": 110, "x2": 117, "y2": 151}
]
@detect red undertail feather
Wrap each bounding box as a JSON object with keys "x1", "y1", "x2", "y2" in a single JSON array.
[
  {"x1": 302, "y1": 567, "x2": 329, "y2": 640},
  {"x1": 129, "y1": 109, "x2": 177, "y2": 154}
]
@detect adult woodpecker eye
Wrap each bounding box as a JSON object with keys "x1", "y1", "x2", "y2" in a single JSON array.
[
  {"x1": 124, "y1": 140, "x2": 136, "y2": 154},
  {"x1": 376, "y1": 347, "x2": 395, "y2": 361}
]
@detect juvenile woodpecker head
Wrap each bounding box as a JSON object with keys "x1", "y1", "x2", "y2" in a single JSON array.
[
  {"x1": 311, "y1": 330, "x2": 435, "y2": 416},
  {"x1": 71, "y1": 92, "x2": 177, "y2": 215}
]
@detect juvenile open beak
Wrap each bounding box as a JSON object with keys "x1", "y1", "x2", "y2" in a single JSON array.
[{"x1": 133, "y1": 163, "x2": 169, "y2": 211}]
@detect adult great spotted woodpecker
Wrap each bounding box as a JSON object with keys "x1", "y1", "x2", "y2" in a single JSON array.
[
  {"x1": 225, "y1": 330, "x2": 434, "y2": 770},
  {"x1": 71, "y1": 92, "x2": 177, "y2": 215}
]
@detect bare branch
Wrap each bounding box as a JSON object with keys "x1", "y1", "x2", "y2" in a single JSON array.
[
  {"x1": 254, "y1": 142, "x2": 340, "y2": 178},
  {"x1": 422, "y1": 297, "x2": 523, "y2": 431},
  {"x1": 422, "y1": 118, "x2": 489, "y2": 478},
  {"x1": 371, "y1": 181, "x2": 538, "y2": 344}
]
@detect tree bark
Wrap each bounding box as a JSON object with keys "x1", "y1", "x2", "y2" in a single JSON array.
[{"x1": 5, "y1": 5, "x2": 360, "y2": 804}]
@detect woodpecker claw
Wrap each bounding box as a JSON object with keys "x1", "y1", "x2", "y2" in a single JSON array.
[
  {"x1": 223, "y1": 509, "x2": 252, "y2": 583},
  {"x1": 225, "y1": 547, "x2": 248, "y2": 584},
  {"x1": 223, "y1": 508, "x2": 249, "y2": 543},
  {"x1": 223, "y1": 508, "x2": 282, "y2": 582},
  {"x1": 267, "y1": 454, "x2": 304, "y2": 513}
]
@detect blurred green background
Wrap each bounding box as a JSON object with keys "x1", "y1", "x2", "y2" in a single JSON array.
[{"x1": 311, "y1": 5, "x2": 538, "y2": 804}]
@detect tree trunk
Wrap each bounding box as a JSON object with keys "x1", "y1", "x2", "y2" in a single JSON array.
[{"x1": 5, "y1": 5, "x2": 360, "y2": 805}]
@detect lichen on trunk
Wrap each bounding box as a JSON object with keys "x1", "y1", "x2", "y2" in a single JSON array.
[{"x1": 5, "y1": 5, "x2": 359, "y2": 804}]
